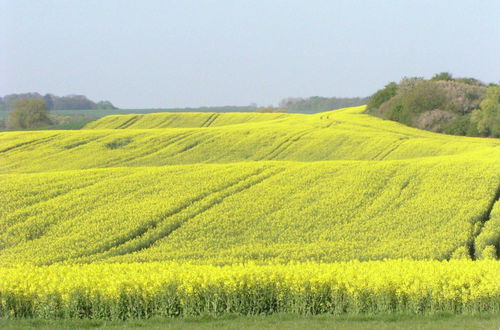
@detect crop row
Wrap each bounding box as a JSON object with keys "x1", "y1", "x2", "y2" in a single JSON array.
[{"x1": 1, "y1": 260, "x2": 498, "y2": 319}]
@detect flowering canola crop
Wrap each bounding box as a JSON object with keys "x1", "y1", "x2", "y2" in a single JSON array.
[
  {"x1": 1, "y1": 260, "x2": 498, "y2": 319},
  {"x1": 1, "y1": 106, "x2": 499, "y2": 318}
]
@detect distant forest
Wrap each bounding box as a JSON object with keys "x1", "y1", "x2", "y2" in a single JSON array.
[
  {"x1": 0, "y1": 93, "x2": 117, "y2": 111},
  {"x1": 1, "y1": 93, "x2": 369, "y2": 114},
  {"x1": 279, "y1": 96, "x2": 369, "y2": 113}
]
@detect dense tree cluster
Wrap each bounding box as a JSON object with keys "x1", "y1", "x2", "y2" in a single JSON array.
[
  {"x1": 366, "y1": 73, "x2": 500, "y2": 137},
  {"x1": 0, "y1": 93, "x2": 117, "y2": 111}
]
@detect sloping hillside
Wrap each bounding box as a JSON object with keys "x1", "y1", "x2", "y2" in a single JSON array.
[
  {"x1": 1, "y1": 106, "x2": 499, "y2": 266},
  {"x1": 84, "y1": 112, "x2": 292, "y2": 129},
  {"x1": 1, "y1": 107, "x2": 500, "y2": 173}
]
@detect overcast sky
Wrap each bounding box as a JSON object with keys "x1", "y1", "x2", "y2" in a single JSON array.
[{"x1": 1, "y1": 0, "x2": 499, "y2": 108}]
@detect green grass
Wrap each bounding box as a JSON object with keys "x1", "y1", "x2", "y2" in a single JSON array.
[
  {"x1": 1, "y1": 313, "x2": 499, "y2": 329},
  {"x1": 38, "y1": 120, "x2": 94, "y2": 130}
]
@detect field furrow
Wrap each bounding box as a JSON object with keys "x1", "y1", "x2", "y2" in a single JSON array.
[{"x1": 72, "y1": 167, "x2": 281, "y2": 262}]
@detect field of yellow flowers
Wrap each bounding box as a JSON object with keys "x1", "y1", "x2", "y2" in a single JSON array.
[
  {"x1": 1, "y1": 261, "x2": 499, "y2": 319},
  {"x1": 1, "y1": 106, "x2": 499, "y2": 318}
]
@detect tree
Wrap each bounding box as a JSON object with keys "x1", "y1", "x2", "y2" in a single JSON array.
[
  {"x1": 256, "y1": 106, "x2": 286, "y2": 113},
  {"x1": 366, "y1": 82, "x2": 397, "y2": 110},
  {"x1": 3, "y1": 93, "x2": 43, "y2": 110},
  {"x1": 7, "y1": 99, "x2": 51, "y2": 129},
  {"x1": 431, "y1": 72, "x2": 453, "y2": 81},
  {"x1": 96, "y1": 100, "x2": 117, "y2": 109},
  {"x1": 473, "y1": 85, "x2": 500, "y2": 137},
  {"x1": 43, "y1": 94, "x2": 55, "y2": 110},
  {"x1": 52, "y1": 95, "x2": 95, "y2": 110}
]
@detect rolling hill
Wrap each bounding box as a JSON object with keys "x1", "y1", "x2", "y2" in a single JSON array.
[
  {"x1": 1, "y1": 106, "x2": 500, "y2": 173},
  {"x1": 1, "y1": 106, "x2": 500, "y2": 319},
  {"x1": 1, "y1": 106, "x2": 499, "y2": 266}
]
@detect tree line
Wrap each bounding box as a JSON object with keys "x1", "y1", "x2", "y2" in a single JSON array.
[{"x1": 0, "y1": 93, "x2": 117, "y2": 111}]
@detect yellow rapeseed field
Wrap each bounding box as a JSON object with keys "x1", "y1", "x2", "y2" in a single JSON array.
[
  {"x1": 1, "y1": 106, "x2": 499, "y2": 318},
  {"x1": 1, "y1": 261, "x2": 498, "y2": 319}
]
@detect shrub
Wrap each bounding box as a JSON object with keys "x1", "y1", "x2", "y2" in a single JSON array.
[
  {"x1": 7, "y1": 99, "x2": 51, "y2": 130},
  {"x1": 366, "y1": 82, "x2": 398, "y2": 111},
  {"x1": 443, "y1": 115, "x2": 474, "y2": 136},
  {"x1": 473, "y1": 85, "x2": 500, "y2": 137},
  {"x1": 431, "y1": 72, "x2": 453, "y2": 81}
]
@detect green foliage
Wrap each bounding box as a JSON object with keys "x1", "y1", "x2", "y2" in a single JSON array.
[
  {"x1": 402, "y1": 81, "x2": 447, "y2": 116},
  {"x1": 367, "y1": 73, "x2": 495, "y2": 137},
  {"x1": 7, "y1": 99, "x2": 51, "y2": 129},
  {"x1": 379, "y1": 96, "x2": 405, "y2": 121},
  {"x1": 431, "y1": 72, "x2": 453, "y2": 81},
  {"x1": 95, "y1": 100, "x2": 117, "y2": 110},
  {"x1": 366, "y1": 82, "x2": 398, "y2": 111},
  {"x1": 455, "y1": 77, "x2": 485, "y2": 86},
  {"x1": 38, "y1": 120, "x2": 93, "y2": 130},
  {"x1": 443, "y1": 115, "x2": 474, "y2": 136},
  {"x1": 2, "y1": 93, "x2": 44, "y2": 111},
  {"x1": 473, "y1": 85, "x2": 500, "y2": 137},
  {"x1": 1, "y1": 92, "x2": 117, "y2": 111}
]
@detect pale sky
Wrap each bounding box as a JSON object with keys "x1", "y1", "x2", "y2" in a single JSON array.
[{"x1": 1, "y1": 0, "x2": 499, "y2": 108}]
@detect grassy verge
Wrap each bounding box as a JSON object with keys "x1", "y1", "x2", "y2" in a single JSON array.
[
  {"x1": 37, "y1": 120, "x2": 94, "y2": 130},
  {"x1": 1, "y1": 313, "x2": 499, "y2": 329},
  {"x1": 0, "y1": 119, "x2": 94, "y2": 131}
]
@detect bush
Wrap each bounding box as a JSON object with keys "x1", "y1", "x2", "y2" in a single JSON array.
[
  {"x1": 473, "y1": 85, "x2": 500, "y2": 137},
  {"x1": 434, "y1": 80, "x2": 485, "y2": 114},
  {"x1": 378, "y1": 95, "x2": 405, "y2": 122},
  {"x1": 431, "y1": 72, "x2": 453, "y2": 81},
  {"x1": 7, "y1": 99, "x2": 51, "y2": 130},
  {"x1": 443, "y1": 115, "x2": 474, "y2": 136},
  {"x1": 366, "y1": 82, "x2": 397, "y2": 111},
  {"x1": 401, "y1": 81, "x2": 447, "y2": 116},
  {"x1": 416, "y1": 110, "x2": 456, "y2": 132}
]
